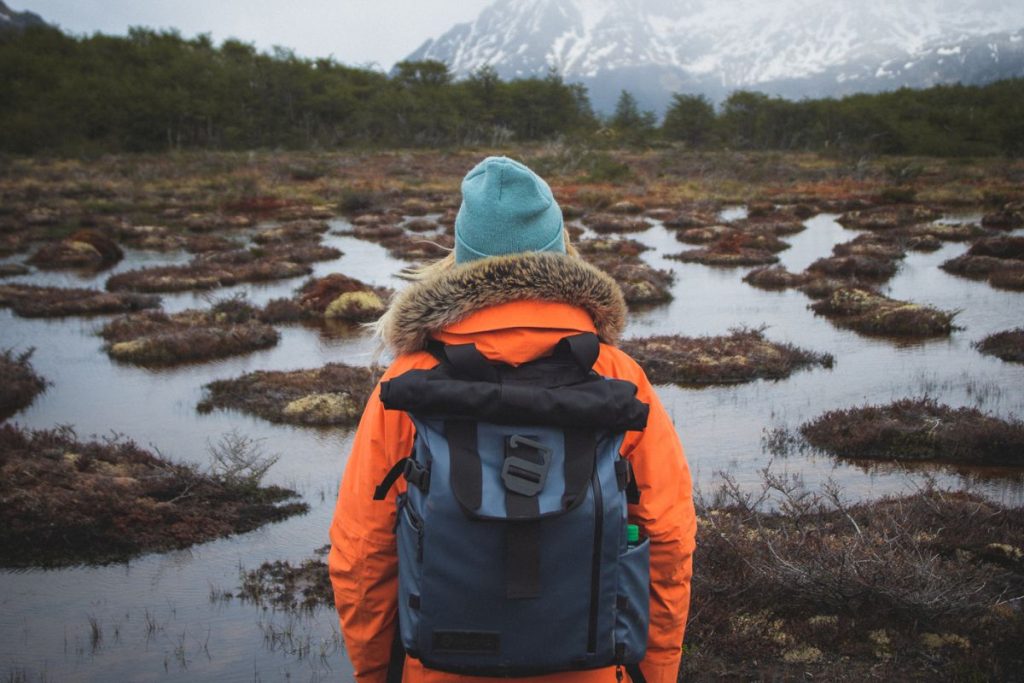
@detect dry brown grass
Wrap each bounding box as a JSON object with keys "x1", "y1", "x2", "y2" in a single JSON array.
[
  {"x1": 0, "y1": 424, "x2": 307, "y2": 568},
  {"x1": 684, "y1": 471, "x2": 1024, "y2": 681},
  {"x1": 800, "y1": 398, "x2": 1024, "y2": 465},
  {"x1": 0, "y1": 348, "x2": 47, "y2": 420}
]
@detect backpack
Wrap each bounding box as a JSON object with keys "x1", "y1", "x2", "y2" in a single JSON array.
[{"x1": 374, "y1": 332, "x2": 651, "y2": 680}]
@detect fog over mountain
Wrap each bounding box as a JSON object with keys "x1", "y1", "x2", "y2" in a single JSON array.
[{"x1": 406, "y1": 0, "x2": 1024, "y2": 113}]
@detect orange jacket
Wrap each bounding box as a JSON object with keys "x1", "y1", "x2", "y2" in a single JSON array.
[{"x1": 329, "y1": 254, "x2": 696, "y2": 683}]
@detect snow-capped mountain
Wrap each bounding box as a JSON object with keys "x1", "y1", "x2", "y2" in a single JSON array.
[
  {"x1": 0, "y1": 1, "x2": 48, "y2": 32},
  {"x1": 405, "y1": 0, "x2": 1024, "y2": 112}
]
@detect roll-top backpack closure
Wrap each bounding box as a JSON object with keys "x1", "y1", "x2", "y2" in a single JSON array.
[{"x1": 380, "y1": 333, "x2": 649, "y2": 432}]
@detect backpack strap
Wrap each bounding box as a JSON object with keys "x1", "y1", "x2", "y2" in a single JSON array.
[
  {"x1": 554, "y1": 332, "x2": 600, "y2": 371},
  {"x1": 442, "y1": 343, "x2": 500, "y2": 382}
]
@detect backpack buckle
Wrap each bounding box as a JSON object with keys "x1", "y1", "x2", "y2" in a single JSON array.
[{"x1": 502, "y1": 435, "x2": 551, "y2": 497}]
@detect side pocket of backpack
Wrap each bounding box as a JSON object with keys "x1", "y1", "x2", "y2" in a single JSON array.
[
  {"x1": 614, "y1": 535, "x2": 650, "y2": 664},
  {"x1": 396, "y1": 493, "x2": 425, "y2": 656}
]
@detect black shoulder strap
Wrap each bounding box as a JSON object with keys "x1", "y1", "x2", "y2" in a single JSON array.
[
  {"x1": 626, "y1": 662, "x2": 647, "y2": 683},
  {"x1": 443, "y1": 343, "x2": 500, "y2": 382},
  {"x1": 554, "y1": 332, "x2": 600, "y2": 370},
  {"x1": 385, "y1": 625, "x2": 405, "y2": 683}
]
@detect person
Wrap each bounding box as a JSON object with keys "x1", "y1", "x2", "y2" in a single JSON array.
[{"x1": 329, "y1": 156, "x2": 696, "y2": 683}]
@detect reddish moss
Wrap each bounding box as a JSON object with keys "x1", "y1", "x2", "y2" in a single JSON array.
[
  {"x1": 620, "y1": 329, "x2": 833, "y2": 385},
  {"x1": 0, "y1": 424, "x2": 307, "y2": 568}
]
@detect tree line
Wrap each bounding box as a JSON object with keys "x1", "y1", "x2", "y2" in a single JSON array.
[{"x1": 1, "y1": 25, "x2": 1021, "y2": 157}]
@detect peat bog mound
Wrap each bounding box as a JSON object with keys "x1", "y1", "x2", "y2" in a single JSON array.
[
  {"x1": 685, "y1": 476, "x2": 1024, "y2": 680},
  {"x1": 27, "y1": 229, "x2": 124, "y2": 271},
  {"x1": 197, "y1": 362, "x2": 378, "y2": 427},
  {"x1": 941, "y1": 236, "x2": 1024, "y2": 291},
  {"x1": 0, "y1": 424, "x2": 307, "y2": 568},
  {"x1": 577, "y1": 237, "x2": 673, "y2": 307},
  {"x1": 620, "y1": 328, "x2": 833, "y2": 385},
  {"x1": 800, "y1": 398, "x2": 1024, "y2": 466},
  {"x1": 105, "y1": 258, "x2": 312, "y2": 293},
  {"x1": 976, "y1": 328, "x2": 1024, "y2": 364},
  {"x1": 263, "y1": 273, "x2": 391, "y2": 324},
  {"x1": 0, "y1": 284, "x2": 160, "y2": 318},
  {"x1": 0, "y1": 348, "x2": 48, "y2": 420},
  {"x1": 100, "y1": 300, "x2": 279, "y2": 366},
  {"x1": 809, "y1": 287, "x2": 957, "y2": 338}
]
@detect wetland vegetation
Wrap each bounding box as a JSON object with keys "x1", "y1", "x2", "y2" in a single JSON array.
[{"x1": 1, "y1": 145, "x2": 1022, "y2": 681}]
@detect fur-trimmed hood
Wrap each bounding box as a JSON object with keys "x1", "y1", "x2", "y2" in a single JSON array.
[{"x1": 378, "y1": 252, "x2": 627, "y2": 356}]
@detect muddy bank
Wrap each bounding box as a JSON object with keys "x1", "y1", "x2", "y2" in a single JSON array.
[
  {"x1": 976, "y1": 328, "x2": 1024, "y2": 364},
  {"x1": 684, "y1": 477, "x2": 1024, "y2": 681},
  {"x1": 105, "y1": 258, "x2": 312, "y2": 293},
  {"x1": 810, "y1": 287, "x2": 957, "y2": 338},
  {"x1": 99, "y1": 300, "x2": 279, "y2": 366},
  {"x1": 0, "y1": 424, "x2": 308, "y2": 568},
  {"x1": 262, "y1": 274, "x2": 390, "y2": 324},
  {"x1": 800, "y1": 398, "x2": 1024, "y2": 466},
  {"x1": 0, "y1": 284, "x2": 160, "y2": 318},
  {"x1": 619, "y1": 329, "x2": 833, "y2": 385},
  {"x1": 197, "y1": 363, "x2": 377, "y2": 426},
  {"x1": 0, "y1": 349, "x2": 47, "y2": 421}
]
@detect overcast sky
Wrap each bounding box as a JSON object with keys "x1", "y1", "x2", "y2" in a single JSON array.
[{"x1": 18, "y1": 0, "x2": 493, "y2": 69}]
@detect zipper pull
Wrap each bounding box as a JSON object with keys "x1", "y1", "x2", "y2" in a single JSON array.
[{"x1": 616, "y1": 665, "x2": 624, "y2": 682}]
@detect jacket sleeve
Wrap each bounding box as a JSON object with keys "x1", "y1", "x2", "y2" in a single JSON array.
[
  {"x1": 616, "y1": 355, "x2": 697, "y2": 683},
  {"x1": 328, "y1": 370, "x2": 418, "y2": 683}
]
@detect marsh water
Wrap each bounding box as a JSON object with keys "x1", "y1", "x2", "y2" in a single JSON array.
[{"x1": 2, "y1": 211, "x2": 1023, "y2": 681}]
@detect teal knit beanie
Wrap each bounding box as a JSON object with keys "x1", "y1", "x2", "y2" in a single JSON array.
[{"x1": 454, "y1": 156, "x2": 565, "y2": 263}]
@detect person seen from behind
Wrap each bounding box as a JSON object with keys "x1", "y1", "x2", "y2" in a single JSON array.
[{"x1": 329, "y1": 156, "x2": 696, "y2": 682}]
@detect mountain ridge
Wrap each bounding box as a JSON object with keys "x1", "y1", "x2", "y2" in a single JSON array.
[{"x1": 406, "y1": 0, "x2": 1024, "y2": 113}]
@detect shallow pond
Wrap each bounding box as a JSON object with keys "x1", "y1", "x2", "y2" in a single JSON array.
[{"x1": 1, "y1": 212, "x2": 1023, "y2": 681}]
